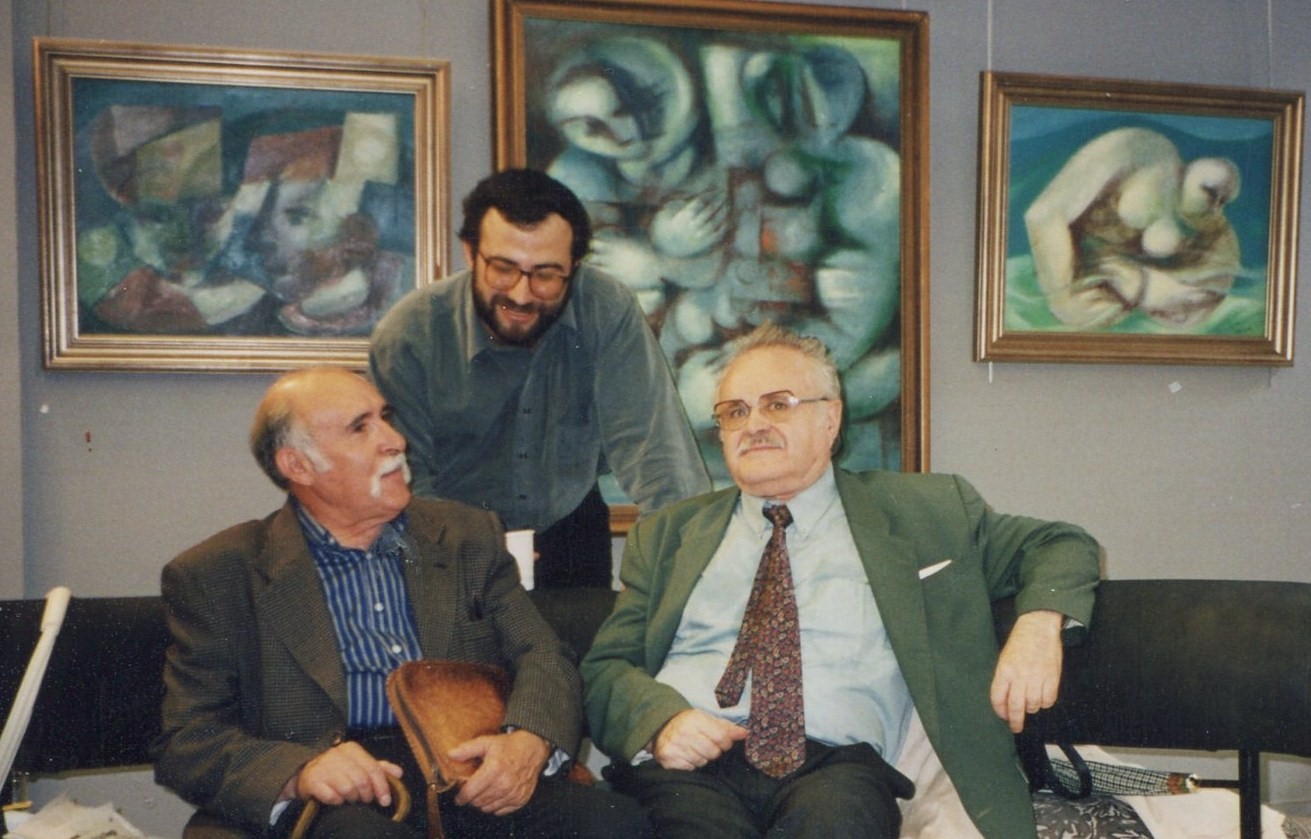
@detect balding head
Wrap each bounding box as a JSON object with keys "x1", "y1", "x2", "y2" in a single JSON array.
[{"x1": 250, "y1": 367, "x2": 362, "y2": 489}]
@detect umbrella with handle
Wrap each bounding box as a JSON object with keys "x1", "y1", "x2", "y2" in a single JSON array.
[{"x1": 0, "y1": 587, "x2": 73, "y2": 799}]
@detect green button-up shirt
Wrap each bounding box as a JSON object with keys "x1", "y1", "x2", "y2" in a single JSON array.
[{"x1": 369, "y1": 265, "x2": 711, "y2": 531}]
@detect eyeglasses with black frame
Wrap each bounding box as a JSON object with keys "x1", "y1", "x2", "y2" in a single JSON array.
[
  {"x1": 712, "y1": 391, "x2": 831, "y2": 431},
  {"x1": 476, "y1": 251, "x2": 571, "y2": 299}
]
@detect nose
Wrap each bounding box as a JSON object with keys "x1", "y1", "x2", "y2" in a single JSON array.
[
  {"x1": 379, "y1": 420, "x2": 406, "y2": 453},
  {"x1": 742, "y1": 402, "x2": 772, "y2": 432},
  {"x1": 501, "y1": 271, "x2": 536, "y2": 304}
]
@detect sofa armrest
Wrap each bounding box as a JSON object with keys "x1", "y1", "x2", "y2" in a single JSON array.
[
  {"x1": 994, "y1": 578, "x2": 1311, "y2": 758},
  {"x1": 0, "y1": 597, "x2": 169, "y2": 774}
]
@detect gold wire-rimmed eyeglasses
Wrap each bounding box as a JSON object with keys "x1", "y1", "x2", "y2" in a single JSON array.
[{"x1": 711, "y1": 391, "x2": 831, "y2": 431}]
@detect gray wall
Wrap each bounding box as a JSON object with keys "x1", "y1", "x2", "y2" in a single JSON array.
[
  {"x1": 4, "y1": 1, "x2": 1309, "y2": 834},
  {"x1": 1, "y1": 3, "x2": 23, "y2": 599}
]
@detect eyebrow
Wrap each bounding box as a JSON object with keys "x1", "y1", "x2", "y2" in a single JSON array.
[
  {"x1": 484, "y1": 253, "x2": 568, "y2": 271},
  {"x1": 715, "y1": 390, "x2": 798, "y2": 405},
  {"x1": 345, "y1": 409, "x2": 372, "y2": 430}
]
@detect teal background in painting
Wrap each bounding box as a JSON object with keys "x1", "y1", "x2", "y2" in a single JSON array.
[
  {"x1": 1003, "y1": 106, "x2": 1274, "y2": 335},
  {"x1": 519, "y1": 15, "x2": 910, "y2": 495}
]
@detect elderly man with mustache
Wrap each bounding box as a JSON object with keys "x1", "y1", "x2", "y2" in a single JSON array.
[
  {"x1": 582, "y1": 323, "x2": 1101, "y2": 839},
  {"x1": 153, "y1": 367, "x2": 650, "y2": 838}
]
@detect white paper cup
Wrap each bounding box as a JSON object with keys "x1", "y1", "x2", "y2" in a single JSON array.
[{"x1": 505, "y1": 529, "x2": 535, "y2": 590}]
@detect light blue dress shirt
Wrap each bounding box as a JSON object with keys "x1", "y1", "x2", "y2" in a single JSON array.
[{"x1": 655, "y1": 465, "x2": 913, "y2": 761}]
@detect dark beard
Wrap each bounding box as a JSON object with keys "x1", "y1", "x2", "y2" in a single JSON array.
[{"x1": 473, "y1": 290, "x2": 565, "y2": 347}]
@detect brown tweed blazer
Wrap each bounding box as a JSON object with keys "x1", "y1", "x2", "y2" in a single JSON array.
[{"x1": 152, "y1": 497, "x2": 579, "y2": 834}]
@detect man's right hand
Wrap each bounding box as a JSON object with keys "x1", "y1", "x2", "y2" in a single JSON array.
[
  {"x1": 651, "y1": 709, "x2": 747, "y2": 770},
  {"x1": 284, "y1": 741, "x2": 403, "y2": 807}
]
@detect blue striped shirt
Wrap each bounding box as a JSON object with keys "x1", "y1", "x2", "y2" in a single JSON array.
[{"x1": 295, "y1": 502, "x2": 422, "y2": 729}]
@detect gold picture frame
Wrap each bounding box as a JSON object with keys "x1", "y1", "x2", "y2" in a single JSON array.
[
  {"x1": 493, "y1": 0, "x2": 930, "y2": 534},
  {"x1": 975, "y1": 71, "x2": 1303, "y2": 365},
  {"x1": 35, "y1": 38, "x2": 449, "y2": 372}
]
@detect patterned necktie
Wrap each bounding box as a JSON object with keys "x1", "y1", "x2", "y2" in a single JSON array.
[{"x1": 714, "y1": 504, "x2": 805, "y2": 777}]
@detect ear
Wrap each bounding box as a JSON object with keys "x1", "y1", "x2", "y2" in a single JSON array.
[
  {"x1": 460, "y1": 239, "x2": 476, "y2": 270},
  {"x1": 824, "y1": 398, "x2": 844, "y2": 440},
  {"x1": 275, "y1": 446, "x2": 315, "y2": 487}
]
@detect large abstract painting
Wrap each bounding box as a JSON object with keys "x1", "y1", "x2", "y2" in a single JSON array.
[
  {"x1": 976, "y1": 72, "x2": 1303, "y2": 365},
  {"x1": 36, "y1": 38, "x2": 449, "y2": 372},
  {"x1": 493, "y1": 0, "x2": 929, "y2": 517}
]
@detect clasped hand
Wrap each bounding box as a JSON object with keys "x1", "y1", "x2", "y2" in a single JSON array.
[
  {"x1": 289, "y1": 729, "x2": 550, "y2": 817},
  {"x1": 651, "y1": 708, "x2": 747, "y2": 770},
  {"x1": 290, "y1": 740, "x2": 402, "y2": 809},
  {"x1": 449, "y1": 728, "x2": 551, "y2": 816}
]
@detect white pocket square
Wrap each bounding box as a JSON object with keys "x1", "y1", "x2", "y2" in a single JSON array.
[{"x1": 918, "y1": 559, "x2": 953, "y2": 579}]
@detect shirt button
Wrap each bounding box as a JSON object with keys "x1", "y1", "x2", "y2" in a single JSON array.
[
  {"x1": 391, "y1": 644, "x2": 403, "y2": 655},
  {"x1": 374, "y1": 602, "x2": 384, "y2": 612}
]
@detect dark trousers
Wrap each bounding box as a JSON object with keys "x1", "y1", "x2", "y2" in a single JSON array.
[
  {"x1": 275, "y1": 728, "x2": 651, "y2": 839},
  {"x1": 534, "y1": 485, "x2": 613, "y2": 589},
  {"x1": 606, "y1": 740, "x2": 914, "y2": 839}
]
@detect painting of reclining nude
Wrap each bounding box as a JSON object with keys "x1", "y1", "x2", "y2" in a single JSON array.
[
  {"x1": 36, "y1": 39, "x2": 447, "y2": 371},
  {"x1": 975, "y1": 72, "x2": 1301, "y2": 365},
  {"x1": 495, "y1": 0, "x2": 929, "y2": 489},
  {"x1": 1018, "y1": 120, "x2": 1261, "y2": 334}
]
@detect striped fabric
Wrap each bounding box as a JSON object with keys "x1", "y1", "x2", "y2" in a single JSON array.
[{"x1": 296, "y1": 503, "x2": 422, "y2": 728}]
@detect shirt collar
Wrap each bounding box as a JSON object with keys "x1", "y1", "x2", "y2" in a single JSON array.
[
  {"x1": 737, "y1": 463, "x2": 838, "y2": 540},
  {"x1": 458, "y1": 271, "x2": 492, "y2": 363},
  {"x1": 292, "y1": 497, "x2": 409, "y2": 567}
]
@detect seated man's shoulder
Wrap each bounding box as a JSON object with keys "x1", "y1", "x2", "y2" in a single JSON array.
[
  {"x1": 407, "y1": 495, "x2": 499, "y2": 534},
  {"x1": 635, "y1": 485, "x2": 737, "y2": 532},
  {"x1": 844, "y1": 466, "x2": 955, "y2": 488},
  {"x1": 166, "y1": 512, "x2": 282, "y2": 577},
  {"x1": 841, "y1": 468, "x2": 971, "y2": 505}
]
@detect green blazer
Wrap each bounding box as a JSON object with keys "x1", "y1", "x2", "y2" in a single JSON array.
[{"x1": 582, "y1": 468, "x2": 1100, "y2": 839}]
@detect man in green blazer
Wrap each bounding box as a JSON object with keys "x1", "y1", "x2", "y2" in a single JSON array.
[
  {"x1": 154, "y1": 367, "x2": 649, "y2": 838},
  {"x1": 581, "y1": 324, "x2": 1100, "y2": 838}
]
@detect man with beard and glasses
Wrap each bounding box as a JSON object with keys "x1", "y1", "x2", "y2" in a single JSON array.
[
  {"x1": 154, "y1": 367, "x2": 651, "y2": 839},
  {"x1": 369, "y1": 169, "x2": 710, "y2": 589}
]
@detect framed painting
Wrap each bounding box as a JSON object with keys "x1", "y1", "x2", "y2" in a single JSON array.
[
  {"x1": 35, "y1": 38, "x2": 449, "y2": 372},
  {"x1": 492, "y1": 0, "x2": 930, "y2": 528},
  {"x1": 975, "y1": 71, "x2": 1303, "y2": 365}
]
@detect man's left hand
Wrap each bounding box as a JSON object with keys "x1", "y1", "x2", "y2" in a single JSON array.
[
  {"x1": 990, "y1": 609, "x2": 1064, "y2": 733},
  {"x1": 448, "y1": 729, "x2": 551, "y2": 816}
]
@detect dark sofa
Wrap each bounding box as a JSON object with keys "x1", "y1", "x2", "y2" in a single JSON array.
[{"x1": 2, "y1": 581, "x2": 1309, "y2": 839}]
